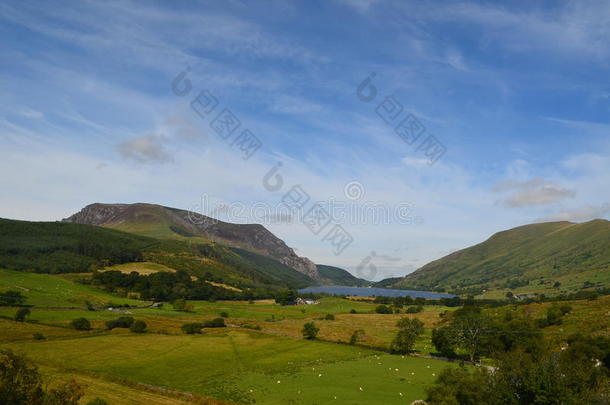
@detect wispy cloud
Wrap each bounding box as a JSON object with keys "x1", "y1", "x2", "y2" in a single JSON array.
[
  {"x1": 117, "y1": 135, "x2": 172, "y2": 164},
  {"x1": 492, "y1": 178, "x2": 576, "y2": 208},
  {"x1": 537, "y1": 203, "x2": 610, "y2": 222}
]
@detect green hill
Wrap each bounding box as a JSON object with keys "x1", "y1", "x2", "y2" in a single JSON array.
[
  {"x1": 391, "y1": 219, "x2": 610, "y2": 296},
  {"x1": 0, "y1": 218, "x2": 315, "y2": 291},
  {"x1": 316, "y1": 265, "x2": 370, "y2": 286},
  {"x1": 63, "y1": 203, "x2": 320, "y2": 280}
]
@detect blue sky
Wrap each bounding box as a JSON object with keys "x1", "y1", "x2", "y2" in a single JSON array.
[{"x1": 2, "y1": 0, "x2": 610, "y2": 280}]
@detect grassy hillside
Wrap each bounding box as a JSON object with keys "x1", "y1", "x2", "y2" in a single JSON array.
[
  {"x1": 0, "y1": 269, "x2": 145, "y2": 307},
  {"x1": 0, "y1": 218, "x2": 155, "y2": 273},
  {"x1": 317, "y1": 264, "x2": 370, "y2": 286},
  {"x1": 393, "y1": 219, "x2": 610, "y2": 295},
  {"x1": 0, "y1": 218, "x2": 315, "y2": 291},
  {"x1": 63, "y1": 203, "x2": 320, "y2": 280}
]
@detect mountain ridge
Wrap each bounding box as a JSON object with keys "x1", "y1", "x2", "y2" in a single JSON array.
[
  {"x1": 390, "y1": 219, "x2": 610, "y2": 295},
  {"x1": 63, "y1": 202, "x2": 320, "y2": 280}
]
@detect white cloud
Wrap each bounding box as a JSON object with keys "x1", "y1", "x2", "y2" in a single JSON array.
[
  {"x1": 117, "y1": 135, "x2": 172, "y2": 164},
  {"x1": 537, "y1": 204, "x2": 610, "y2": 222},
  {"x1": 492, "y1": 177, "x2": 576, "y2": 208}
]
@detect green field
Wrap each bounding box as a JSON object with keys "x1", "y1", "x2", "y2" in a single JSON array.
[
  {"x1": 2, "y1": 327, "x2": 452, "y2": 404},
  {"x1": 0, "y1": 269, "x2": 146, "y2": 307},
  {"x1": 0, "y1": 269, "x2": 464, "y2": 404}
]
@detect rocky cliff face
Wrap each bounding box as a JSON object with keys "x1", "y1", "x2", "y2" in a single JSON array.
[{"x1": 63, "y1": 203, "x2": 320, "y2": 280}]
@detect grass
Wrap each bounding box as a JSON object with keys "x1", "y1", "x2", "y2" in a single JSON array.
[
  {"x1": 0, "y1": 269, "x2": 146, "y2": 307},
  {"x1": 1, "y1": 326, "x2": 452, "y2": 404},
  {"x1": 102, "y1": 261, "x2": 177, "y2": 275}
]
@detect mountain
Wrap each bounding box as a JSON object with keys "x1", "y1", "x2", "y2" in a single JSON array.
[
  {"x1": 391, "y1": 219, "x2": 610, "y2": 295},
  {"x1": 0, "y1": 218, "x2": 314, "y2": 290},
  {"x1": 63, "y1": 203, "x2": 320, "y2": 280},
  {"x1": 316, "y1": 265, "x2": 370, "y2": 286}
]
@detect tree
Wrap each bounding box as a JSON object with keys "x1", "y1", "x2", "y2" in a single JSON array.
[
  {"x1": 375, "y1": 304, "x2": 392, "y2": 314},
  {"x1": 302, "y1": 322, "x2": 319, "y2": 340},
  {"x1": 349, "y1": 329, "x2": 365, "y2": 345},
  {"x1": 431, "y1": 327, "x2": 457, "y2": 357},
  {"x1": 452, "y1": 307, "x2": 489, "y2": 363},
  {"x1": 426, "y1": 367, "x2": 492, "y2": 405},
  {"x1": 0, "y1": 350, "x2": 83, "y2": 405},
  {"x1": 203, "y1": 318, "x2": 226, "y2": 328},
  {"x1": 405, "y1": 305, "x2": 423, "y2": 314},
  {"x1": 105, "y1": 316, "x2": 134, "y2": 330},
  {"x1": 70, "y1": 318, "x2": 91, "y2": 331},
  {"x1": 275, "y1": 289, "x2": 297, "y2": 306},
  {"x1": 426, "y1": 344, "x2": 609, "y2": 405},
  {"x1": 14, "y1": 308, "x2": 30, "y2": 322},
  {"x1": 0, "y1": 290, "x2": 26, "y2": 306},
  {"x1": 130, "y1": 320, "x2": 147, "y2": 333},
  {"x1": 434, "y1": 307, "x2": 490, "y2": 363},
  {"x1": 390, "y1": 318, "x2": 424, "y2": 354},
  {"x1": 172, "y1": 299, "x2": 193, "y2": 312},
  {"x1": 181, "y1": 323, "x2": 203, "y2": 334}
]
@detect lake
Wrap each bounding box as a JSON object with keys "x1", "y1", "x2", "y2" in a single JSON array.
[{"x1": 298, "y1": 286, "x2": 456, "y2": 299}]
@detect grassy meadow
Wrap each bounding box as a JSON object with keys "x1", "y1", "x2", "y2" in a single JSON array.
[
  {"x1": 3, "y1": 267, "x2": 607, "y2": 404},
  {"x1": 1, "y1": 268, "x2": 460, "y2": 404}
]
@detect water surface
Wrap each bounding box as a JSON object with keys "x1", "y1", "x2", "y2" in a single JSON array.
[{"x1": 298, "y1": 285, "x2": 455, "y2": 299}]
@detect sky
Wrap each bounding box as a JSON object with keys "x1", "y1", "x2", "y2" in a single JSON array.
[{"x1": 1, "y1": 0, "x2": 610, "y2": 281}]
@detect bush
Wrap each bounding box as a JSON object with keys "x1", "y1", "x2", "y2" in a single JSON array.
[
  {"x1": 105, "y1": 316, "x2": 134, "y2": 330},
  {"x1": 241, "y1": 324, "x2": 262, "y2": 330},
  {"x1": 14, "y1": 308, "x2": 30, "y2": 322},
  {"x1": 130, "y1": 320, "x2": 147, "y2": 333},
  {"x1": 375, "y1": 305, "x2": 392, "y2": 314},
  {"x1": 86, "y1": 399, "x2": 108, "y2": 405},
  {"x1": 324, "y1": 313, "x2": 335, "y2": 320},
  {"x1": 32, "y1": 333, "x2": 45, "y2": 340},
  {"x1": 220, "y1": 311, "x2": 229, "y2": 318},
  {"x1": 181, "y1": 323, "x2": 203, "y2": 334},
  {"x1": 71, "y1": 318, "x2": 91, "y2": 331},
  {"x1": 203, "y1": 318, "x2": 226, "y2": 328},
  {"x1": 390, "y1": 318, "x2": 424, "y2": 354},
  {"x1": 349, "y1": 329, "x2": 365, "y2": 345},
  {"x1": 0, "y1": 349, "x2": 84, "y2": 404},
  {"x1": 405, "y1": 305, "x2": 423, "y2": 314},
  {"x1": 349, "y1": 309, "x2": 357, "y2": 314},
  {"x1": 0, "y1": 290, "x2": 26, "y2": 306},
  {"x1": 302, "y1": 322, "x2": 319, "y2": 340},
  {"x1": 173, "y1": 299, "x2": 193, "y2": 312}
]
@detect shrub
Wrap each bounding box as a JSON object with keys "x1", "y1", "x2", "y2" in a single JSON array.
[
  {"x1": 220, "y1": 311, "x2": 229, "y2": 318},
  {"x1": 559, "y1": 305, "x2": 572, "y2": 315},
  {"x1": 32, "y1": 333, "x2": 45, "y2": 340},
  {"x1": 130, "y1": 320, "x2": 147, "y2": 333},
  {"x1": 349, "y1": 329, "x2": 365, "y2": 345},
  {"x1": 375, "y1": 305, "x2": 392, "y2": 314},
  {"x1": 181, "y1": 323, "x2": 203, "y2": 334},
  {"x1": 172, "y1": 299, "x2": 193, "y2": 312},
  {"x1": 302, "y1": 322, "x2": 319, "y2": 340},
  {"x1": 324, "y1": 313, "x2": 335, "y2": 320},
  {"x1": 203, "y1": 318, "x2": 226, "y2": 328},
  {"x1": 0, "y1": 290, "x2": 26, "y2": 306},
  {"x1": 86, "y1": 399, "x2": 108, "y2": 405},
  {"x1": 390, "y1": 318, "x2": 424, "y2": 354},
  {"x1": 0, "y1": 349, "x2": 84, "y2": 404},
  {"x1": 241, "y1": 324, "x2": 262, "y2": 330},
  {"x1": 71, "y1": 318, "x2": 91, "y2": 331},
  {"x1": 405, "y1": 305, "x2": 423, "y2": 314},
  {"x1": 105, "y1": 316, "x2": 134, "y2": 330},
  {"x1": 14, "y1": 308, "x2": 30, "y2": 322},
  {"x1": 349, "y1": 309, "x2": 357, "y2": 314}
]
